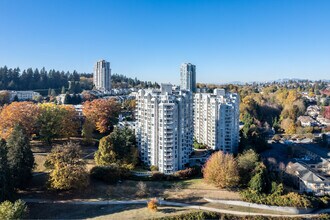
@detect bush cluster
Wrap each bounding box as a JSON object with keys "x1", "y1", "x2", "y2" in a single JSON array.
[
  {"x1": 147, "y1": 198, "x2": 158, "y2": 212},
  {"x1": 127, "y1": 167, "x2": 201, "y2": 181},
  {"x1": 0, "y1": 200, "x2": 28, "y2": 219},
  {"x1": 150, "y1": 167, "x2": 201, "y2": 181},
  {"x1": 156, "y1": 211, "x2": 330, "y2": 220},
  {"x1": 174, "y1": 167, "x2": 201, "y2": 179},
  {"x1": 90, "y1": 165, "x2": 131, "y2": 184},
  {"x1": 150, "y1": 165, "x2": 158, "y2": 172},
  {"x1": 240, "y1": 187, "x2": 316, "y2": 208}
]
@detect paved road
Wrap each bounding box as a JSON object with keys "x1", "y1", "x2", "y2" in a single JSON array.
[
  {"x1": 23, "y1": 198, "x2": 325, "y2": 218},
  {"x1": 160, "y1": 200, "x2": 320, "y2": 218}
]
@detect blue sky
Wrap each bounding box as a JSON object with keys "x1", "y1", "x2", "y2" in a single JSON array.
[{"x1": 0, "y1": 0, "x2": 329, "y2": 84}]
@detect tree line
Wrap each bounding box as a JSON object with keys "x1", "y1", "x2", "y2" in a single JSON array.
[
  {"x1": 0, "y1": 66, "x2": 160, "y2": 92},
  {"x1": 0, "y1": 66, "x2": 86, "y2": 91},
  {"x1": 0, "y1": 99, "x2": 121, "y2": 143},
  {"x1": 111, "y1": 73, "x2": 160, "y2": 89}
]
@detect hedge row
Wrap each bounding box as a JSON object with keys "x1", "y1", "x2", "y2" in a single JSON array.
[
  {"x1": 90, "y1": 165, "x2": 130, "y2": 184},
  {"x1": 240, "y1": 188, "x2": 317, "y2": 208},
  {"x1": 156, "y1": 211, "x2": 330, "y2": 220},
  {"x1": 129, "y1": 167, "x2": 201, "y2": 181}
]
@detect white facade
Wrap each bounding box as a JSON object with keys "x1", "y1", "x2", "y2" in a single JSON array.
[
  {"x1": 135, "y1": 84, "x2": 193, "y2": 174},
  {"x1": 6, "y1": 90, "x2": 41, "y2": 101},
  {"x1": 93, "y1": 60, "x2": 111, "y2": 91},
  {"x1": 194, "y1": 89, "x2": 240, "y2": 153},
  {"x1": 180, "y1": 63, "x2": 196, "y2": 92}
]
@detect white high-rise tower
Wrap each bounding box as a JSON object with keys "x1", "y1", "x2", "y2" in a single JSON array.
[
  {"x1": 93, "y1": 60, "x2": 111, "y2": 92},
  {"x1": 135, "y1": 84, "x2": 194, "y2": 174},
  {"x1": 194, "y1": 89, "x2": 240, "y2": 153},
  {"x1": 180, "y1": 63, "x2": 196, "y2": 92}
]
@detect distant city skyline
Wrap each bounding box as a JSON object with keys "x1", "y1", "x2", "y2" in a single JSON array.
[{"x1": 1, "y1": 0, "x2": 330, "y2": 84}]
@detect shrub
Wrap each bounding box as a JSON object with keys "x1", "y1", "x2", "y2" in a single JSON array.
[
  {"x1": 278, "y1": 192, "x2": 313, "y2": 208},
  {"x1": 240, "y1": 185, "x2": 315, "y2": 208},
  {"x1": 130, "y1": 167, "x2": 201, "y2": 182},
  {"x1": 237, "y1": 149, "x2": 259, "y2": 186},
  {"x1": 174, "y1": 167, "x2": 200, "y2": 179},
  {"x1": 319, "y1": 196, "x2": 330, "y2": 208},
  {"x1": 147, "y1": 198, "x2": 158, "y2": 212},
  {"x1": 136, "y1": 181, "x2": 148, "y2": 197},
  {"x1": 90, "y1": 165, "x2": 130, "y2": 184},
  {"x1": 172, "y1": 182, "x2": 183, "y2": 192},
  {"x1": 0, "y1": 200, "x2": 28, "y2": 219},
  {"x1": 248, "y1": 163, "x2": 270, "y2": 194},
  {"x1": 151, "y1": 172, "x2": 166, "y2": 181},
  {"x1": 193, "y1": 140, "x2": 207, "y2": 149},
  {"x1": 272, "y1": 134, "x2": 281, "y2": 141},
  {"x1": 150, "y1": 165, "x2": 158, "y2": 172},
  {"x1": 156, "y1": 211, "x2": 221, "y2": 220}
]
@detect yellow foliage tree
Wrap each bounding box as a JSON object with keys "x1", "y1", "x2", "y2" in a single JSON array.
[
  {"x1": 203, "y1": 151, "x2": 240, "y2": 188},
  {"x1": 281, "y1": 118, "x2": 296, "y2": 135},
  {"x1": 47, "y1": 142, "x2": 89, "y2": 190}
]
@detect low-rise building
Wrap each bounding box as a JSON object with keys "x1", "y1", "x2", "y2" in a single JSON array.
[
  {"x1": 4, "y1": 90, "x2": 41, "y2": 101},
  {"x1": 287, "y1": 161, "x2": 330, "y2": 196},
  {"x1": 297, "y1": 116, "x2": 318, "y2": 127},
  {"x1": 306, "y1": 105, "x2": 320, "y2": 118},
  {"x1": 117, "y1": 121, "x2": 136, "y2": 131},
  {"x1": 317, "y1": 116, "x2": 330, "y2": 127}
]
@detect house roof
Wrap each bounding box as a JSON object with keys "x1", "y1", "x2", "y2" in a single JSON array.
[
  {"x1": 298, "y1": 116, "x2": 316, "y2": 124},
  {"x1": 301, "y1": 171, "x2": 323, "y2": 182},
  {"x1": 288, "y1": 162, "x2": 324, "y2": 183}
]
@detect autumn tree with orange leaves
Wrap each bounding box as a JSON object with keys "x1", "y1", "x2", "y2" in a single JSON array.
[
  {"x1": 0, "y1": 102, "x2": 40, "y2": 139},
  {"x1": 82, "y1": 98, "x2": 121, "y2": 133}
]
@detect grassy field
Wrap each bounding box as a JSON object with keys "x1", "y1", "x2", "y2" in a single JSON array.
[
  {"x1": 91, "y1": 206, "x2": 193, "y2": 220},
  {"x1": 19, "y1": 176, "x2": 240, "y2": 206},
  {"x1": 26, "y1": 139, "x2": 243, "y2": 219},
  {"x1": 29, "y1": 139, "x2": 240, "y2": 202},
  {"x1": 26, "y1": 203, "x2": 193, "y2": 219}
]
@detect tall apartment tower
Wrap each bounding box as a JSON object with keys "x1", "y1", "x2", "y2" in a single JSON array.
[
  {"x1": 93, "y1": 60, "x2": 111, "y2": 91},
  {"x1": 135, "y1": 84, "x2": 193, "y2": 174},
  {"x1": 194, "y1": 89, "x2": 240, "y2": 154},
  {"x1": 180, "y1": 63, "x2": 196, "y2": 92}
]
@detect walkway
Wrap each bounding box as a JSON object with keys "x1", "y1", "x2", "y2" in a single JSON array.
[{"x1": 23, "y1": 198, "x2": 324, "y2": 218}]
